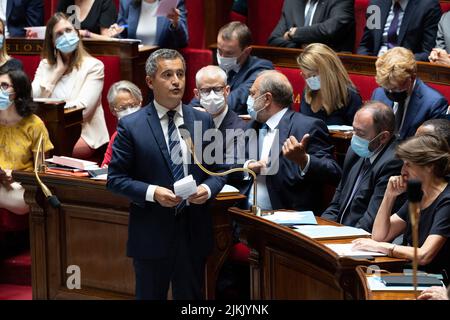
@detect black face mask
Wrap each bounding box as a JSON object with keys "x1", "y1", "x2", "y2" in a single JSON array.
[{"x1": 384, "y1": 89, "x2": 408, "y2": 103}]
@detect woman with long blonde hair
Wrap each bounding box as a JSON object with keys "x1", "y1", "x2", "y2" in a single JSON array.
[
  {"x1": 297, "y1": 43, "x2": 362, "y2": 125},
  {"x1": 0, "y1": 19, "x2": 23, "y2": 70}
]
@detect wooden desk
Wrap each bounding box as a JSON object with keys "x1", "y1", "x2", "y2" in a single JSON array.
[
  {"x1": 13, "y1": 171, "x2": 245, "y2": 300},
  {"x1": 229, "y1": 207, "x2": 407, "y2": 300},
  {"x1": 35, "y1": 101, "x2": 84, "y2": 156}
]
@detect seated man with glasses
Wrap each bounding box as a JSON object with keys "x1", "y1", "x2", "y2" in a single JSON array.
[{"x1": 101, "y1": 80, "x2": 142, "y2": 167}]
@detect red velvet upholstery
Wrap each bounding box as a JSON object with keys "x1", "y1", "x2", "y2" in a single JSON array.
[
  {"x1": 229, "y1": 11, "x2": 247, "y2": 24},
  {"x1": 11, "y1": 55, "x2": 41, "y2": 81},
  {"x1": 440, "y1": 3, "x2": 450, "y2": 12},
  {"x1": 248, "y1": 0, "x2": 283, "y2": 45},
  {"x1": 0, "y1": 251, "x2": 31, "y2": 286},
  {"x1": 0, "y1": 284, "x2": 32, "y2": 300},
  {"x1": 0, "y1": 209, "x2": 28, "y2": 232},
  {"x1": 229, "y1": 242, "x2": 250, "y2": 263},
  {"x1": 180, "y1": 47, "x2": 213, "y2": 103},
  {"x1": 354, "y1": 0, "x2": 370, "y2": 52},
  {"x1": 275, "y1": 66, "x2": 304, "y2": 111},
  {"x1": 186, "y1": 0, "x2": 206, "y2": 48},
  {"x1": 428, "y1": 83, "x2": 450, "y2": 104},
  {"x1": 348, "y1": 73, "x2": 379, "y2": 101}
]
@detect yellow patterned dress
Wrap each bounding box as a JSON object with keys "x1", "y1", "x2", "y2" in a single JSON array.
[{"x1": 0, "y1": 114, "x2": 54, "y2": 171}]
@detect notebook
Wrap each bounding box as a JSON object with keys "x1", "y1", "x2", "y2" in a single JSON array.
[{"x1": 380, "y1": 275, "x2": 443, "y2": 287}]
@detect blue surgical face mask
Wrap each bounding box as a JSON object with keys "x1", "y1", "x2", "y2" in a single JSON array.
[
  {"x1": 0, "y1": 35, "x2": 4, "y2": 49},
  {"x1": 351, "y1": 132, "x2": 383, "y2": 158},
  {"x1": 0, "y1": 90, "x2": 13, "y2": 111},
  {"x1": 55, "y1": 31, "x2": 79, "y2": 54},
  {"x1": 246, "y1": 94, "x2": 267, "y2": 121},
  {"x1": 305, "y1": 75, "x2": 321, "y2": 91}
]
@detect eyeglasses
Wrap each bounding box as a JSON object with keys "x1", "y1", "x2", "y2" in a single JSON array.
[
  {"x1": 199, "y1": 86, "x2": 225, "y2": 95},
  {"x1": 0, "y1": 82, "x2": 13, "y2": 92},
  {"x1": 113, "y1": 105, "x2": 139, "y2": 112}
]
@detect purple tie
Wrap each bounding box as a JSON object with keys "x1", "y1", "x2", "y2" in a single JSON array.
[{"x1": 387, "y1": 2, "x2": 402, "y2": 49}]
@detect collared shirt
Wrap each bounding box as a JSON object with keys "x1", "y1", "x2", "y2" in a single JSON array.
[
  {"x1": 304, "y1": 0, "x2": 320, "y2": 26},
  {"x1": 145, "y1": 100, "x2": 211, "y2": 202},
  {"x1": 378, "y1": 0, "x2": 409, "y2": 56},
  {"x1": 392, "y1": 78, "x2": 415, "y2": 132},
  {"x1": 213, "y1": 105, "x2": 228, "y2": 129}
]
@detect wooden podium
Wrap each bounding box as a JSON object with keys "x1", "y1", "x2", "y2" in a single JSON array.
[
  {"x1": 228, "y1": 207, "x2": 408, "y2": 300},
  {"x1": 13, "y1": 171, "x2": 245, "y2": 300}
]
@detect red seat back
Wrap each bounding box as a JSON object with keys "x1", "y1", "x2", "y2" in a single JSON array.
[
  {"x1": 275, "y1": 66, "x2": 304, "y2": 111},
  {"x1": 180, "y1": 48, "x2": 213, "y2": 103},
  {"x1": 11, "y1": 55, "x2": 41, "y2": 80},
  {"x1": 348, "y1": 73, "x2": 378, "y2": 102},
  {"x1": 354, "y1": 0, "x2": 370, "y2": 52},
  {"x1": 248, "y1": 0, "x2": 283, "y2": 45},
  {"x1": 428, "y1": 83, "x2": 450, "y2": 103},
  {"x1": 186, "y1": 0, "x2": 205, "y2": 48},
  {"x1": 440, "y1": 2, "x2": 450, "y2": 12}
]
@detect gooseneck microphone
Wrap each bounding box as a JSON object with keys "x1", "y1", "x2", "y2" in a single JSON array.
[
  {"x1": 178, "y1": 124, "x2": 261, "y2": 216},
  {"x1": 407, "y1": 179, "x2": 423, "y2": 297},
  {"x1": 34, "y1": 133, "x2": 61, "y2": 208}
]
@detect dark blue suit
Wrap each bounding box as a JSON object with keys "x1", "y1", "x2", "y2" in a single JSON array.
[
  {"x1": 357, "y1": 0, "x2": 442, "y2": 61},
  {"x1": 300, "y1": 87, "x2": 362, "y2": 125},
  {"x1": 372, "y1": 78, "x2": 448, "y2": 140},
  {"x1": 117, "y1": 0, "x2": 188, "y2": 48},
  {"x1": 107, "y1": 102, "x2": 226, "y2": 299},
  {"x1": 6, "y1": 0, "x2": 43, "y2": 37},
  {"x1": 245, "y1": 108, "x2": 342, "y2": 214}
]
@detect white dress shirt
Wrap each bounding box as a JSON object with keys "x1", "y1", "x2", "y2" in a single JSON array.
[
  {"x1": 378, "y1": 0, "x2": 409, "y2": 56},
  {"x1": 145, "y1": 101, "x2": 211, "y2": 203},
  {"x1": 304, "y1": 0, "x2": 320, "y2": 26}
]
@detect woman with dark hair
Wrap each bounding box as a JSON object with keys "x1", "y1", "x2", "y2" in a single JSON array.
[
  {"x1": 353, "y1": 134, "x2": 450, "y2": 284},
  {"x1": 32, "y1": 13, "x2": 109, "y2": 159},
  {"x1": 0, "y1": 69, "x2": 53, "y2": 214},
  {"x1": 0, "y1": 19, "x2": 22, "y2": 70}
]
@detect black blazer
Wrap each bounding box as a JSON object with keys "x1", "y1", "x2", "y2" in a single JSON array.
[
  {"x1": 321, "y1": 138, "x2": 404, "y2": 232},
  {"x1": 357, "y1": 0, "x2": 442, "y2": 61},
  {"x1": 244, "y1": 108, "x2": 342, "y2": 214},
  {"x1": 107, "y1": 103, "x2": 226, "y2": 259},
  {"x1": 267, "y1": 0, "x2": 355, "y2": 52}
]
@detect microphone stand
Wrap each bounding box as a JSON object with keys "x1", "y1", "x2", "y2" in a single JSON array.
[
  {"x1": 180, "y1": 127, "x2": 261, "y2": 216},
  {"x1": 407, "y1": 179, "x2": 422, "y2": 298},
  {"x1": 34, "y1": 133, "x2": 61, "y2": 208}
]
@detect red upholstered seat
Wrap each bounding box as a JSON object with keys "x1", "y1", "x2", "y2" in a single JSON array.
[
  {"x1": 0, "y1": 209, "x2": 28, "y2": 232},
  {"x1": 354, "y1": 0, "x2": 370, "y2": 52},
  {"x1": 180, "y1": 47, "x2": 213, "y2": 103},
  {"x1": 229, "y1": 242, "x2": 250, "y2": 263},
  {"x1": 275, "y1": 66, "x2": 304, "y2": 111},
  {"x1": 11, "y1": 55, "x2": 41, "y2": 81},
  {"x1": 186, "y1": 0, "x2": 206, "y2": 48},
  {"x1": 0, "y1": 284, "x2": 32, "y2": 300},
  {"x1": 229, "y1": 11, "x2": 247, "y2": 24},
  {"x1": 428, "y1": 83, "x2": 450, "y2": 104},
  {"x1": 248, "y1": 0, "x2": 283, "y2": 45},
  {"x1": 441, "y1": 2, "x2": 450, "y2": 12}
]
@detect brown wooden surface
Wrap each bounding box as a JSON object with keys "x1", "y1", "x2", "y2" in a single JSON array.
[
  {"x1": 35, "y1": 101, "x2": 84, "y2": 156},
  {"x1": 13, "y1": 171, "x2": 245, "y2": 300},
  {"x1": 229, "y1": 207, "x2": 408, "y2": 300}
]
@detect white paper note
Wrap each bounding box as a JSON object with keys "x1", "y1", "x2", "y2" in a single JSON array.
[
  {"x1": 155, "y1": 0, "x2": 178, "y2": 16},
  {"x1": 173, "y1": 175, "x2": 197, "y2": 199},
  {"x1": 325, "y1": 243, "x2": 386, "y2": 257}
]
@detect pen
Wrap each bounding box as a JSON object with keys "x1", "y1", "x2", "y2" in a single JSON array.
[{"x1": 119, "y1": 24, "x2": 128, "y2": 28}]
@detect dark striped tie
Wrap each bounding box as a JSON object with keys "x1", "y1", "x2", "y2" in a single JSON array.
[{"x1": 167, "y1": 110, "x2": 186, "y2": 213}]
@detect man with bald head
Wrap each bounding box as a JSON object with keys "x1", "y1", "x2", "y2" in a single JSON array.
[
  {"x1": 321, "y1": 101, "x2": 404, "y2": 231},
  {"x1": 416, "y1": 118, "x2": 450, "y2": 145},
  {"x1": 244, "y1": 70, "x2": 341, "y2": 213}
]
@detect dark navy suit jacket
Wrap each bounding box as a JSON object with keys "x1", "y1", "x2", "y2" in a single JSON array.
[
  {"x1": 6, "y1": 0, "x2": 43, "y2": 37},
  {"x1": 300, "y1": 87, "x2": 362, "y2": 126},
  {"x1": 371, "y1": 78, "x2": 448, "y2": 140},
  {"x1": 117, "y1": 0, "x2": 188, "y2": 48},
  {"x1": 245, "y1": 108, "x2": 342, "y2": 214},
  {"x1": 357, "y1": 0, "x2": 441, "y2": 61},
  {"x1": 107, "y1": 103, "x2": 226, "y2": 259},
  {"x1": 321, "y1": 139, "x2": 404, "y2": 232}
]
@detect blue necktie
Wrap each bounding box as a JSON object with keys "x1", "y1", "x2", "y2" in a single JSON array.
[
  {"x1": 167, "y1": 110, "x2": 186, "y2": 213},
  {"x1": 387, "y1": 2, "x2": 402, "y2": 49}
]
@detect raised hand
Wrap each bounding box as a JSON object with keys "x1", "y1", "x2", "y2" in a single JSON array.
[
  {"x1": 167, "y1": 8, "x2": 180, "y2": 28},
  {"x1": 282, "y1": 134, "x2": 310, "y2": 168}
]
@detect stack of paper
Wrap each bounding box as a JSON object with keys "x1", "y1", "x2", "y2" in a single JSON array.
[
  {"x1": 219, "y1": 184, "x2": 240, "y2": 196},
  {"x1": 325, "y1": 243, "x2": 386, "y2": 257},
  {"x1": 263, "y1": 211, "x2": 317, "y2": 225},
  {"x1": 47, "y1": 156, "x2": 99, "y2": 170},
  {"x1": 173, "y1": 175, "x2": 197, "y2": 199},
  {"x1": 293, "y1": 225, "x2": 370, "y2": 240},
  {"x1": 327, "y1": 125, "x2": 353, "y2": 132}
]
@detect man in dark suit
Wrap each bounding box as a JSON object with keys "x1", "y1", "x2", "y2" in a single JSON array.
[
  {"x1": 267, "y1": 0, "x2": 355, "y2": 52},
  {"x1": 321, "y1": 102, "x2": 404, "y2": 232},
  {"x1": 3, "y1": 0, "x2": 43, "y2": 37},
  {"x1": 244, "y1": 70, "x2": 341, "y2": 213},
  {"x1": 371, "y1": 47, "x2": 448, "y2": 140},
  {"x1": 357, "y1": 0, "x2": 442, "y2": 62},
  {"x1": 107, "y1": 49, "x2": 226, "y2": 300},
  {"x1": 191, "y1": 22, "x2": 273, "y2": 115}
]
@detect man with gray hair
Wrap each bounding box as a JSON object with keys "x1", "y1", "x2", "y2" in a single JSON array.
[
  {"x1": 102, "y1": 80, "x2": 143, "y2": 167},
  {"x1": 321, "y1": 101, "x2": 404, "y2": 232},
  {"x1": 244, "y1": 70, "x2": 341, "y2": 213},
  {"x1": 107, "y1": 49, "x2": 226, "y2": 300}
]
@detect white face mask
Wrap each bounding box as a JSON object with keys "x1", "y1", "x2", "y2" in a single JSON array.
[
  {"x1": 216, "y1": 52, "x2": 239, "y2": 73},
  {"x1": 305, "y1": 75, "x2": 321, "y2": 91},
  {"x1": 117, "y1": 106, "x2": 140, "y2": 119},
  {"x1": 200, "y1": 90, "x2": 225, "y2": 115}
]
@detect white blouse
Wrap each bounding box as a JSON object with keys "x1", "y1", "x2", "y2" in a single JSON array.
[{"x1": 136, "y1": 0, "x2": 159, "y2": 46}]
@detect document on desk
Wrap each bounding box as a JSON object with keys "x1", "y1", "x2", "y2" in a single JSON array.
[
  {"x1": 325, "y1": 243, "x2": 386, "y2": 257},
  {"x1": 293, "y1": 225, "x2": 370, "y2": 240},
  {"x1": 155, "y1": 0, "x2": 178, "y2": 16},
  {"x1": 173, "y1": 175, "x2": 197, "y2": 199},
  {"x1": 263, "y1": 211, "x2": 317, "y2": 225},
  {"x1": 327, "y1": 125, "x2": 353, "y2": 132},
  {"x1": 367, "y1": 277, "x2": 441, "y2": 291}
]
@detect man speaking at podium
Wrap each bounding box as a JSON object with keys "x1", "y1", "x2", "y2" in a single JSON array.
[{"x1": 107, "y1": 49, "x2": 226, "y2": 300}]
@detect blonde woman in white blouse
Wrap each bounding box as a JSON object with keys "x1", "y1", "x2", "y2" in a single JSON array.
[{"x1": 32, "y1": 12, "x2": 109, "y2": 159}]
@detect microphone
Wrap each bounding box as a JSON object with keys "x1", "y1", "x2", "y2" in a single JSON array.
[
  {"x1": 407, "y1": 179, "x2": 423, "y2": 297},
  {"x1": 178, "y1": 124, "x2": 261, "y2": 216},
  {"x1": 34, "y1": 133, "x2": 61, "y2": 208}
]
